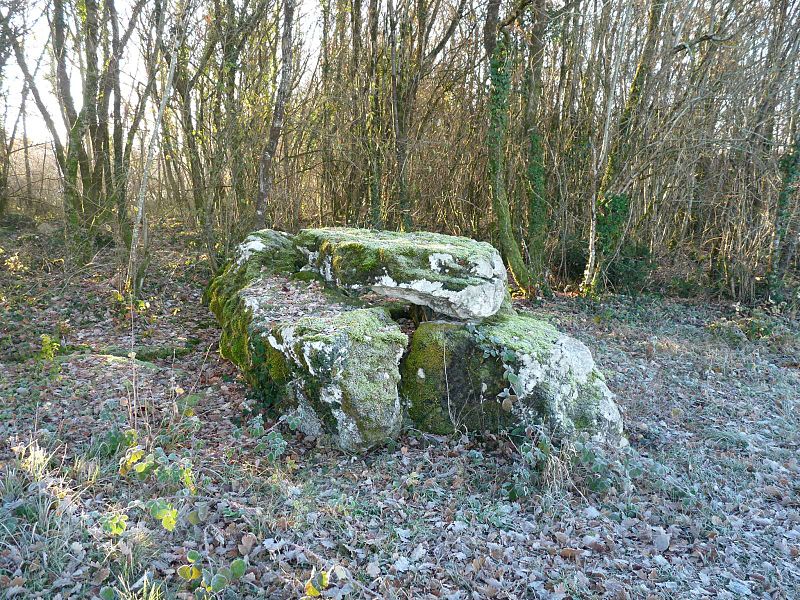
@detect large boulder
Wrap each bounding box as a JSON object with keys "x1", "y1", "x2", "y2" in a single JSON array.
[
  {"x1": 207, "y1": 227, "x2": 625, "y2": 452},
  {"x1": 294, "y1": 228, "x2": 508, "y2": 320},
  {"x1": 205, "y1": 230, "x2": 406, "y2": 451},
  {"x1": 400, "y1": 314, "x2": 624, "y2": 446}
]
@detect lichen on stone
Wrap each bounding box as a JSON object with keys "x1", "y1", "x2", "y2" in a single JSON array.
[
  {"x1": 206, "y1": 231, "x2": 408, "y2": 451},
  {"x1": 294, "y1": 228, "x2": 508, "y2": 320},
  {"x1": 401, "y1": 314, "x2": 625, "y2": 446},
  {"x1": 270, "y1": 307, "x2": 406, "y2": 451},
  {"x1": 207, "y1": 227, "x2": 624, "y2": 451}
]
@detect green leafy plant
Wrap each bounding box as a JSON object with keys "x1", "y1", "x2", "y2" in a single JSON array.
[
  {"x1": 508, "y1": 427, "x2": 556, "y2": 500},
  {"x1": 92, "y1": 427, "x2": 138, "y2": 458},
  {"x1": 177, "y1": 549, "x2": 247, "y2": 597},
  {"x1": 246, "y1": 414, "x2": 299, "y2": 462},
  {"x1": 99, "y1": 586, "x2": 116, "y2": 600},
  {"x1": 37, "y1": 333, "x2": 61, "y2": 360},
  {"x1": 119, "y1": 445, "x2": 196, "y2": 494},
  {"x1": 186, "y1": 501, "x2": 210, "y2": 526},
  {"x1": 571, "y1": 436, "x2": 617, "y2": 495},
  {"x1": 146, "y1": 499, "x2": 178, "y2": 532},
  {"x1": 102, "y1": 513, "x2": 128, "y2": 536},
  {"x1": 108, "y1": 290, "x2": 158, "y2": 334},
  {"x1": 597, "y1": 193, "x2": 630, "y2": 257},
  {"x1": 606, "y1": 243, "x2": 654, "y2": 293}
]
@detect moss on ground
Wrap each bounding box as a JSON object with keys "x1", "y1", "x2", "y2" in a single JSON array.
[
  {"x1": 290, "y1": 270, "x2": 322, "y2": 282},
  {"x1": 100, "y1": 340, "x2": 199, "y2": 361}
]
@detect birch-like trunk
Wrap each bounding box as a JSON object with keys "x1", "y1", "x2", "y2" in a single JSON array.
[{"x1": 255, "y1": 0, "x2": 295, "y2": 229}]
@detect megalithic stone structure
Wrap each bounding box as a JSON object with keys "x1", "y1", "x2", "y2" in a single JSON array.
[{"x1": 206, "y1": 228, "x2": 625, "y2": 452}]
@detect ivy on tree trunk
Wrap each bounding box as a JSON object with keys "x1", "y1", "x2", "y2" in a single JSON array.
[{"x1": 487, "y1": 33, "x2": 536, "y2": 294}]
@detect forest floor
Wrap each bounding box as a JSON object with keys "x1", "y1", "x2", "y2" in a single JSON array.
[{"x1": 1, "y1": 219, "x2": 799, "y2": 600}]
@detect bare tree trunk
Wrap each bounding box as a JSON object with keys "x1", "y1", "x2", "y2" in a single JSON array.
[
  {"x1": 367, "y1": 0, "x2": 382, "y2": 229},
  {"x1": 127, "y1": 0, "x2": 189, "y2": 295},
  {"x1": 523, "y1": 0, "x2": 549, "y2": 294},
  {"x1": 255, "y1": 0, "x2": 295, "y2": 229},
  {"x1": 769, "y1": 131, "x2": 800, "y2": 292},
  {"x1": 582, "y1": 0, "x2": 660, "y2": 296},
  {"x1": 485, "y1": 0, "x2": 536, "y2": 294},
  {"x1": 22, "y1": 99, "x2": 34, "y2": 212}
]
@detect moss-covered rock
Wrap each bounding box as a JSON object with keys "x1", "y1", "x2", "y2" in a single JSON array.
[
  {"x1": 400, "y1": 322, "x2": 512, "y2": 434},
  {"x1": 206, "y1": 230, "x2": 407, "y2": 451},
  {"x1": 205, "y1": 230, "x2": 300, "y2": 370},
  {"x1": 294, "y1": 228, "x2": 508, "y2": 320},
  {"x1": 208, "y1": 228, "x2": 624, "y2": 451},
  {"x1": 205, "y1": 229, "x2": 300, "y2": 327},
  {"x1": 265, "y1": 307, "x2": 407, "y2": 450},
  {"x1": 401, "y1": 314, "x2": 624, "y2": 446}
]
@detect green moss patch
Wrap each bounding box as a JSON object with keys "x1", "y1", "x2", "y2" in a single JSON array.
[
  {"x1": 401, "y1": 322, "x2": 512, "y2": 435},
  {"x1": 401, "y1": 314, "x2": 623, "y2": 445}
]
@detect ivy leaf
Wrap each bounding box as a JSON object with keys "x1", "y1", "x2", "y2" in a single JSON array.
[
  {"x1": 99, "y1": 586, "x2": 116, "y2": 600},
  {"x1": 506, "y1": 371, "x2": 520, "y2": 387},
  {"x1": 210, "y1": 573, "x2": 229, "y2": 592},
  {"x1": 177, "y1": 565, "x2": 201, "y2": 580},
  {"x1": 230, "y1": 558, "x2": 246, "y2": 579}
]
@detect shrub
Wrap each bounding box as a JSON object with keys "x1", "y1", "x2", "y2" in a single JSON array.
[
  {"x1": 606, "y1": 243, "x2": 654, "y2": 293},
  {"x1": 559, "y1": 234, "x2": 588, "y2": 284}
]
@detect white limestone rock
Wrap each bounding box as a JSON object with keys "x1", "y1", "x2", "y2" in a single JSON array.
[
  {"x1": 400, "y1": 314, "x2": 625, "y2": 446},
  {"x1": 294, "y1": 228, "x2": 508, "y2": 320}
]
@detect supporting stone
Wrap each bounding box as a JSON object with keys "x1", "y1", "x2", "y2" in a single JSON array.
[
  {"x1": 205, "y1": 230, "x2": 407, "y2": 451},
  {"x1": 400, "y1": 315, "x2": 624, "y2": 446}
]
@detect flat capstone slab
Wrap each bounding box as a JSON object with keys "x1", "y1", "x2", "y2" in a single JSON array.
[{"x1": 294, "y1": 228, "x2": 509, "y2": 320}]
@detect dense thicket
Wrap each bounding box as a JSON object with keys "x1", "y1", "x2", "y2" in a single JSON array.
[{"x1": 1, "y1": 0, "x2": 799, "y2": 300}]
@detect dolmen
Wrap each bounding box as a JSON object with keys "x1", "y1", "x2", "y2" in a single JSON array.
[{"x1": 206, "y1": 228, "x2": 624, "y2": 451}]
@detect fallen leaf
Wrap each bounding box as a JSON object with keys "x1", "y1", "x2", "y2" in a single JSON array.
[{"x1": 238, "y1": 533, "x2": 257, "y2": 555}]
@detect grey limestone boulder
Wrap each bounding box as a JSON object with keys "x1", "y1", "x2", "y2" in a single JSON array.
[
  {"x1": 206, "y1": 230, "x2": 406, "y2": 451},
  {"x1": 207, "y1": 227, "x2": 625, "y2": 452},
  {"x1": 294, "y1": 228, "x2": 508, "y2": 320},
  {"x1": 400, "y1": 314, "x2": 624, "y2": 446}
]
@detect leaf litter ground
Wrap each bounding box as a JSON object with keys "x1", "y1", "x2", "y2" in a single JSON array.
[{"x1": 1, "y1": 222, "x2": 799, "y2": 599}]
